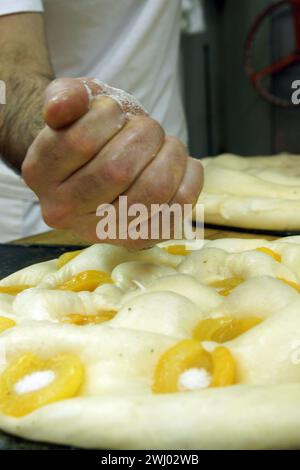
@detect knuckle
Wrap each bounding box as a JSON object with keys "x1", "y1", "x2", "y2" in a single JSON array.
[
  {"x1": 144, "y1": 117, "x2": 165, "y2": 138},
  {"x1": 191, "y1": 161, "x2": 204, "y2": 194},
  {"x1": 146, "y1": 174, "x2": 174, "y2": 203},
  {"x1": 179, "y1": 185, "x2": 198, "y2": 206},
  {"x1": 64, "y1": 127, "x2": 97, "y2": 160},
  {"x1": 21, "y1": 154, "x2": 40, "y2": 188},
  {"x1": 42, "y1": 200, "x2": 74, "y2": 229},
  {"x1": 165, "y1": 135, "x2": 187, "y2": 153},
  {"x1": 176, "y1": 160, "x2": 204, "y2": 206},
  {"x1": 21, "y1": 159, "x2": 33, "y2": 184},
  {"x1": 129, "y1": 116, "x2": 165, "y2": 145},
  {"x1": 101, "y1": 157, "x2": 130, "y2": 186},
  {"x1": 155, "y1": 180, "x2": 173, "y2": 202},
  {"x1": 93, "y1": 95, "x2": 123, "y2": 116}
]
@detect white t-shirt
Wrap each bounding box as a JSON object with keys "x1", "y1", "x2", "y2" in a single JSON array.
[{"x1": 0, "y1": 0, "x2": 194, "y2": 240}]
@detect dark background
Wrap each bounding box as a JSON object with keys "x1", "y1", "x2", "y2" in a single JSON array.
[{"x1": 182, "y1": 0, "x2": 300, "y2": 157}]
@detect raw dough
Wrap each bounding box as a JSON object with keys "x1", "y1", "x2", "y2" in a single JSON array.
[
  {"x1": 0, "y1": 237, "x2": 300, "y2": 449},
  {"x1": 194, "y1": 153, "x2": 300, "y2": 231}
]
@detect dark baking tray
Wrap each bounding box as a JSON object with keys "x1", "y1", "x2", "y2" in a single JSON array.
[
  {"x1": 204, "y1": 223, "x2": 300, "y2": 237},
  {"x1": 0, "y1": 244, "x2": 83, "y2": 450}
]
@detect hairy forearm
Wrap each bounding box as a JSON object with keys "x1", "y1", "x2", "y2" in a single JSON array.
[{"x1": 0, "y1": 67, "x2": 53, "y2": 171}]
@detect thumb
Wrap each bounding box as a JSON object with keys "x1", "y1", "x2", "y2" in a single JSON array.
[{"x1": 43, "y1": 77, "x2": 101, "y2": 129}]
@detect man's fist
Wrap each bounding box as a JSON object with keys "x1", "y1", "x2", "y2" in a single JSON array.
[{"x1": 22, "y1": 78, "x2": 203, "y2": 248}]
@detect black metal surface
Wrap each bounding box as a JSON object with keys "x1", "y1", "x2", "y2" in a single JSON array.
[
  {"x1": 0, "y1": 244, "x2": 83, "y2": 450},
  {"x1": 0, "y1": 430, "x2": 75, "y2": 450},
  {"x1": 0, "y1": 244, "x2": 83, "y2": 279},
  {"x1": 205, "y1": 223, "x2": 300, "y2": 237}
]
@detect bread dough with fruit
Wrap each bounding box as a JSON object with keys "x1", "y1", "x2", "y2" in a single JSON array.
[
  {"x1": 1, "y1": 237, "x2": 300, "y2": 449},
  {"x1": 195, "y1": 153, "x2": 300, "y2": 231}
]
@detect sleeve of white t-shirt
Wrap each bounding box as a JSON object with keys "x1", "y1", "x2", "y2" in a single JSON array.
[{"x1": 0, "y1": 1, "x2": 44, "y2": 16}]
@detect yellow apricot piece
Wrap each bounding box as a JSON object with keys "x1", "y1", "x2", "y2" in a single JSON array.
[
  {"x1": 278, "y1": 278, "x2": 300, "y2": 293},
  {"x1": 0, "y1": 352, "x2": 84, "y2": 417},
  {"x1": 0, "y1": 285, "x2": 32, "y2": 295},
  {"x1": 62, "y1": 311, "x2": 116, "y2": 326},
  {"x1": 256, "y1": 247, "x2": 282, "y2": 263},
  {"x1": 152, "y1": 339, "x2": 235, "y2": 393},
  {"x1": 210, "y1": 277, "x2": 244, "y2": 296},
  {"x1": 56, "y1": 250, "x2": 83, "y2": 269},
  {"x1": 0, "y1": 317, "x2": 16, "y2": 333},
  {"x1": 162, "y1": 245, "x2": 190, "y2": 256},
  {"x1": 57, "y1": 270, "x2": 113, "y2": 292},
  {"x1": 211, "y1": 346, "x2": 236, "y2": 387},
  {"x1": 152, "y1": 340, "x2": 212, "y2": 394},
  {"x1": 193, "y1": 316, "x2": 262, "y2": 343}
]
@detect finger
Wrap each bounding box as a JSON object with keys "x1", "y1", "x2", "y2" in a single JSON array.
[
  {"x1": 78, "y1": 77, "x2": 147, "y2": 116},
  {"x1": 23, "y1": 96, "x2": 127, "y2": 189},
  {"x1": 43, "y1": 77, "x2": 109, "y2": 129},
  {"x1": 44, "y1": 74, "x2": 147, "y2": 130},
  {"x1": 59, "y1": 211, "x2": 161, "y2": 249},
  {"x1": 57, "y1": 116, "x2": 165, "y2": 211},
  {"x1": 134, "y1": 157, "x2": 203, "y2": 244},
  {"x1": 110, "y1": 136, "x2": 188, "y2": 240},
  {"x1": 119, "y1": 136, "x2": 188, "y2": 210},
  {"x1": 40, "y1": 132, "x2": 183, "y2": 246},
  {"x1": 169, "y1": 157, "x2": 204, "y2": 207},
  {"x1": 43, "y1": 78, "x2": 92, "y2": 129},
  {"x1": 40, "y1": 157, "x2": 201, "y2": 249}
]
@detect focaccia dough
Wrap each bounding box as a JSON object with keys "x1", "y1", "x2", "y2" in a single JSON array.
[
  {"x1": 194, "y1": 153, "x2": 300, "y2": 231},
  {"x1": 1, "y1": 237, "x2": 300, "y2": 449}
]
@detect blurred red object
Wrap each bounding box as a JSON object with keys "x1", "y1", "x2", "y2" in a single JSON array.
[{"x1": 245, "y1": 0, "x2": 300, "y2": 106}]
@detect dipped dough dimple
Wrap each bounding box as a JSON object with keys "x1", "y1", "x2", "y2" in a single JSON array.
[
  {"x1": 111, "y1": 261, "x2": 176, "y2": 291},
  {"x1": 213, "y1": 276, "x2": 300, "y2": 320},
  {"x1": 12, "y1": 288, "x2": 120, "y2": 323},
  {"x1": 178, "y1": 247, "x2": 298, "y2": 285}
]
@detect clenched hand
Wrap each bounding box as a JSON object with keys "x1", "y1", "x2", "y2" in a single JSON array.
[{"x1": 22, "y1": 78, "x2": 203, "y2": 248}]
